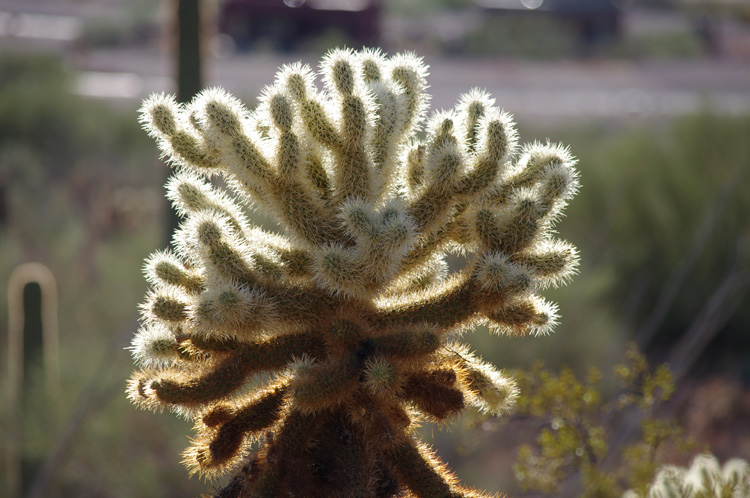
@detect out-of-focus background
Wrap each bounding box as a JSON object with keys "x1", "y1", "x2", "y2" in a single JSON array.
[{"x1": 0, "y1": 0, "x2": 748, "y2": 496}]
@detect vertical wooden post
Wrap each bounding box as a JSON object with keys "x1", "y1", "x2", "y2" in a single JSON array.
[
  {"x1": 163, "y1": 0, "x2": 206, "y2": 244},
  {"x1": 7, "y1": 263, "x2": 59, "y2": 498},
  {"x1": 177, "y1": 0, "x2": 203, "y2": 105}
]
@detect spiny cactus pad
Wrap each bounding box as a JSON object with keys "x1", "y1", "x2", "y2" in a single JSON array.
[{"x1": 128, "y1": 48, "x2": 579, "y2": 498}]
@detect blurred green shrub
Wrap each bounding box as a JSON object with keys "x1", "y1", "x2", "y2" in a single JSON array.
[
  {"x1": 0, "y1": 52, "x2": 158, "y2": 262},
  {"x1": 611, "y1": 31, "x2": 705, "y2": 59},
  {"x1": 462, "y1": 15, "x2": 580, "y2": 58},
  {"x1": 566, "y1": 115, "x2": 750, "y2": 369},
  {"x1": 0, "y1": 52, "x2": 210, "y2": 498},
  {"x1": 511, "y1": 345, "x2": 698, "y2": 497}
]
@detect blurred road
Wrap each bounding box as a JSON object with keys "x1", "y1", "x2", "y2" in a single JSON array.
[
  {"x1": 2, "y1": 1, "x2": 749, "y2": 121},
  {"x1": 72, "y1": 49, "x2": 750, "y2": 121}
]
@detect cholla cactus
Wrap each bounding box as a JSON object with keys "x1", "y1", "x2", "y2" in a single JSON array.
[
  {"x1": 128, "y1": 48, "x2": 579, "y2": 498},
  {"x1": 623, "y1": 454, "x2": 750, "y2": 498}
]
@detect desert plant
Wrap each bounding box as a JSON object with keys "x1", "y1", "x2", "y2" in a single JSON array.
[
  {"x1": 128, "y1": 47, "x2": 579, "y2": 497},
  {"x1": 508, "y1": 345, "x2": 697, "y2": 498}
]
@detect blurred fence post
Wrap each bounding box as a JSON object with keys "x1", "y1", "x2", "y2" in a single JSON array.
[{"x1": 7, "y1": 263, "x2": 60, "y2": 498}]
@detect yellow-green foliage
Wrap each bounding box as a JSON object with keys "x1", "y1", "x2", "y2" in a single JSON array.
[
  {"x1": 510, "y1": 346, "x2": 696, "y2": 498},
  {"x1": 128, "y1": 48, "x2": 579, "y2": 498}
]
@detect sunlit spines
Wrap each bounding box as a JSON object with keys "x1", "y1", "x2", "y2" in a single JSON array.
[
  {"x1": 284, "y1": 64, "x2": 342, "y2": 152},
  {"x1": 168, "y1": 179, "x2": 310, "y2": 280},
  {"x1": 457, "y1": 107, "x2": 518, "y2": 198},
  {"x1": 500, "y1": 193, "x2": 547, "y2": 255},
  {"x1": 363, "y1": 357, "x2": 399, "y2": 397},
  {"x1": 424, "y1": 110, "x2": 460, "y2": 158},
  {"x1": 350, "y1": 202, "x2": 417, "y2": 287},
  {"x1": 184, "y1": 212, "x2": 258, "y2": 286},
  {"x1": 140, "y1": 92, "x2": 180, "y2": 137},
  {"x1": 312, "y1": 243, "x2": 366, "y2": 298},
  {"x1": 387, "y1": 439, "x2": 457, "y2": 498},
  {"x1": 486, "y1": 295, "x2": 559, "y2": 337},
  {"x1": 397, "y1": 219, "x2": 458, "y2": 278},
  {"x1": 166, "y1": 172, "x2": 250, "y2": 236},
  {"x1": 291, "y1": 355, "x2": 360, "y2": 413},
  {"x1": 130, "y1": 323, "x2": 181, "y2": 368},
  {"x1": 403, "y1": 141, "x2": 427, "y2": 194},
  {"x1": 486, "y1": 141, "x2": 574, "y2": 207},
  {"x1": 426, "y1": 141, "x2": 464, "y2": 195},
  {"x1": 187, "y1": 382, "x2": 288, "y2": 476},
  {"x1": 446, "y1": 347, "x2": 518, "y2": 415},
  {"x1": 265, "y1": 172, "x2": 341, "y2": 247},
  {"x1": 191, "y1": 88, "x2": 275, "y2": 189},
  {"x1": 536, "y1": 155, "x2": 580, "y2": 222},
  {"x1": 321, "y1": 48, "x2": 359, "y2": 96},
  {"x1": 363, "y1": 51, "x2": 418, "y2": 194},
  {"x1": 627, "y1": 454, "x2": 750, "y2": 498},
  {"x1": 129, "y1": 332, "x2": 325, "y2": 410},
  {"x1": 388, "y1": 51, "x2": 430, "y2": 135},
  {"x1": 144, "y1": 250, "x2": 203, "y2": 294},
  {"x1": 357, "y1": 47, "x2": 386, "y2": 84},
  {"x1": 475, "y1": 252, "x2": 535, "y2": 302},
  {"x1": 511, "y1": 239, "x2": 580, "y2": 289},
  {"x1": 191, "y1": 283, "x2": 278, "y2": 340},
  {"x1": 369, "y1": 80, "x2": 406, "y2": 196},
  {"x1": 455, "y1": 88, "x2": 495, "y2": 153},
  {"x1": 139, "y1": 93, "x2": 219, "y2": 172},
  {"x1": 142, "y1": 285, "x2": 190, "y2": 324},
  {"x1": 384, "y1": 253, "x2": 448, "y2": 296},
  {"x1": 303, "y1": 149, "x2": 333, "y2": 203},
  {"x1": 406, "y1": 188, "x2": 455, "y2": 245},
  {"x1": 321, "y1": 49, "x2": 376, "y2": 203},
  {"x1": 371, "y1": 326, "x2": 441, "y2": 360},
  {"x1": 275, "y1": 61, "x2": 315, "y2": 101},
  {"x1": 257, "y1": 281, "x2": 340, "y2": 327},
  {"x1": 376, "y1": 271, "x2": 477, "y2": 330},
  {"x1": 263, "y1": 90, "x2": 303, "y2": 178},
  {"x1": 401, "y1": 368, "x2": 465, "y2": 421},
  {"x1": 404, "y1": 112, "x2": 465, "y2": 237},
  {"x1": 339, "y1": 198, "x2": 379, "y2": 240},
  {"x1": 134, "y1": 47, "x2": 580, "y2": 497},
  {"x1": 473, "y1": 190, "x2": 546, "y2": 255},
  {"x1": 377, "y1": 202, "x2": 417, "y2": 254},
  {"x1": 271, "y1": 244, "x2": 315, "y2": 278}
]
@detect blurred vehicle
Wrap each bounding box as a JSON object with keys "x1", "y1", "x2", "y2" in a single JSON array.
[
  {"x1": 218, "y1": 0, "x2": 380, "y2": 52},
  {"x1": 475, "y1": 0, "x2": 623, "y2": 43}
]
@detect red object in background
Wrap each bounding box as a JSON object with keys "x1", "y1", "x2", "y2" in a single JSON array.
[{"x1": 218, "y1": 0, "x2": 380, "y2": 52}]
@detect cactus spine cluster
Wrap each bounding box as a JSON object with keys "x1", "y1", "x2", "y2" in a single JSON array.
[
  {"x1": 128, "y1": 48, "x2": 579, "y2": 498},
  {"x1": 623, "y1": 455, "x2": 750, "y2": 498}
]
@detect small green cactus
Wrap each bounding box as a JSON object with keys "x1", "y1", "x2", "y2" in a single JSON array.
[{"x1": 128, "y1": 48, "x2": 579, "y2": 498}]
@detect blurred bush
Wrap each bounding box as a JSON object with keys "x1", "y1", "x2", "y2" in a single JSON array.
[
  {"x1": 610, "y1": 30, "x2": 705, "y2": 59},
  {"x1": 0, "y1": 52, "x2": 211, "y2": 498},
  {"x1": 461, "y1": 15, "x2": 580, "y2": 58},
  {"x1": 567, "y1": 114, "x2": 750, "y2": 373}
]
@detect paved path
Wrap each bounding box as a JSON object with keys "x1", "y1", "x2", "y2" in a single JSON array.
[{"x1": 71, "y1": 49, "x2": 750, "y2": 121}]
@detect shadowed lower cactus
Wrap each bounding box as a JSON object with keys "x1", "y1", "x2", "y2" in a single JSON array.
[{"x1": 128, "y1": 48, "x2": 579, "y2": 498}]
